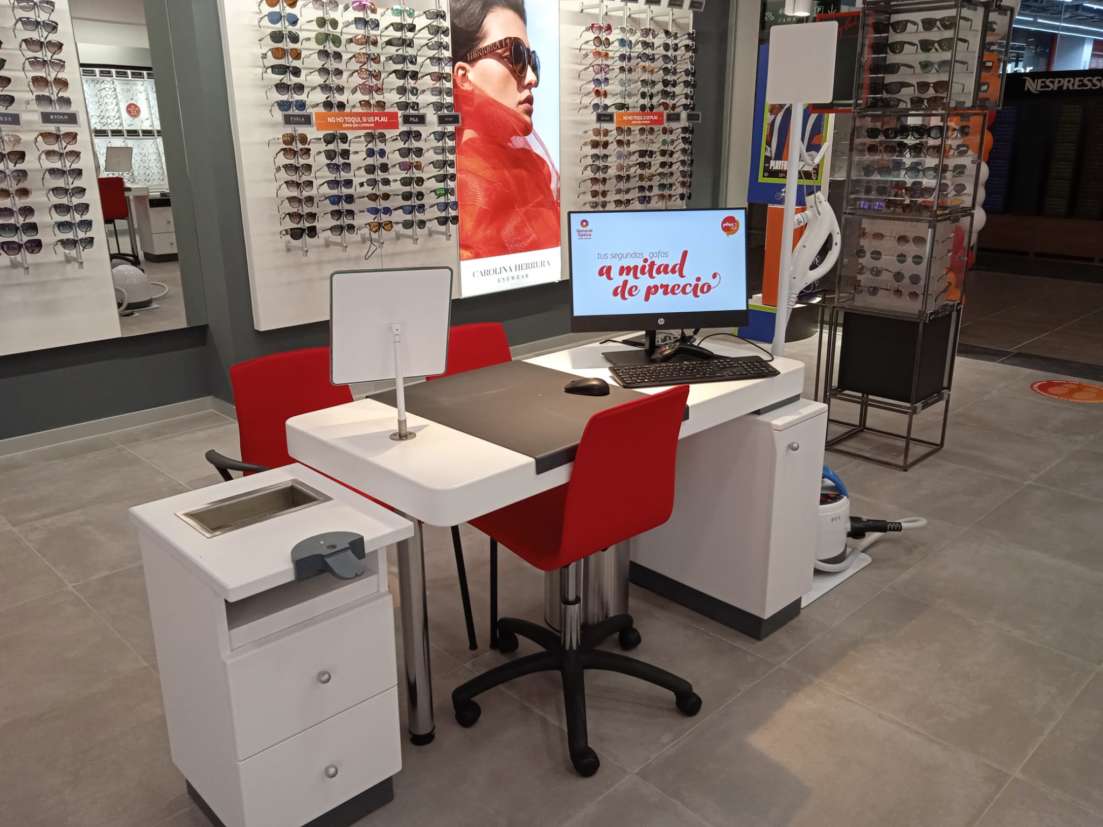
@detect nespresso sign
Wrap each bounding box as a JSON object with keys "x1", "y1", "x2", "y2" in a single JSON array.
[{"x1": 1007, "y1": 71, "x2": 1103, "y2": 99}]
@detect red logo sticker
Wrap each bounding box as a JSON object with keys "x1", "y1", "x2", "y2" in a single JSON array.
[
  {"x1": 721, "y1": 215, "x2": 740, "y2": 236},
  {"x1": 125, "y1": 102, "x2": 141, "y2": 119},
  {"x1": 1031, "y1": 379, "x2": 1103, "y2": 404}
]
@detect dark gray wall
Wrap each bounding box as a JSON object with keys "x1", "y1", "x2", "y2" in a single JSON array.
[{"x1": 0, "y1": 328, "x2": 208, "y2": 439}]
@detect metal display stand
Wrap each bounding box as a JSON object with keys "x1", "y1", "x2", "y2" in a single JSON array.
[{"x1": 816, "y1": 0, "x2": 1011, "y2": 470}]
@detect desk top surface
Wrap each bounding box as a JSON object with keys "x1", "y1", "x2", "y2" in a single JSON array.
[{"x1": 287, "y1": 338, "x2": 804, "y2": 526}]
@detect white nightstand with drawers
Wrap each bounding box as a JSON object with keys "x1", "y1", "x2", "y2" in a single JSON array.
[{"x1": 130, "y1": 464, "x2": 412, "y2": 827}]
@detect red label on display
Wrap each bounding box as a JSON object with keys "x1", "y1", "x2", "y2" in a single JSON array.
[
  {"x1": 721, "y1": 215, "x2": 740, "y2": 236},
  {"x1": 614, "y1": 111, "x2": 667, "y2": 128},
  {"x1": 126, "y1": 102, "x2": 141, "y2": 119},
  {"x1": 314, "y1": 111, "x2": 400, "y2": 131}
]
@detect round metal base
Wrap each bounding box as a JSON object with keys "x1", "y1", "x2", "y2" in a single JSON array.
[{"x1": 389, "y1": 431, "x2": 416, "y2": 441}]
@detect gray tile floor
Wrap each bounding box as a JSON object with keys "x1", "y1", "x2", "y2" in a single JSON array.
[
  {"x1": 2, "y1": 350, "x2": 1103, "y2": 827},
  {"x1": 961, "y1": 271, "x2": 1103, "y2": 367}
]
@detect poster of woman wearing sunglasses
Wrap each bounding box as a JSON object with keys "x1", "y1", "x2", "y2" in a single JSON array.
[{"x1": 451, "y1": 0, "x2": 562, "y2": 297}]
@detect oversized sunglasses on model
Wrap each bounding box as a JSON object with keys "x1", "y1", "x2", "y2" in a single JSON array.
[{"x1": 462, "y1": 36, "x2": 540, "y2": 85}]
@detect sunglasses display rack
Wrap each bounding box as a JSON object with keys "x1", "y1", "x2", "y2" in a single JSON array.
[
  {"x1": 225, "y1": 0, "x2": 461, "y2": 329},
  {"x1": 0, "y1": 0, "x2": 121, "y2": 357},
  {"x1": 82, "y1": 68, "x2": 168, "y2": 190},
  {"x1": 560, "y1": 0, "x2": 701, "y2": 219},
  {"x1": 817, "y1": 0, "x2": 994, "y2": 470}
]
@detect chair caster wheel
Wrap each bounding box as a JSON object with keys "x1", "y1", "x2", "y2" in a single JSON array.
[
  {"x1": 454, "y1": 699, "x2": 481, "y2": 728},
  {"x1": 676, "y1": 691, "x2": 702, "y2": 717},
  {"x1": 570, "y1": 747, "x2": 600, "y2": 777},
  {"x1": 497, "y1": 630, "x2": 519, "y2": 654},
  {"x1": 617, "y1": 626, "x2": 642, "y2": 651}
]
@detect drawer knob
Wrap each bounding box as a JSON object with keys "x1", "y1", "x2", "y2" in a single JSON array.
[
  {"x1": 788, "y1": 442, "x2": 800, "y2": 452},
  {"x1": 317, "y1": 670, "x2": 332, "y2": 685},
  {"x1": 324, "y1": 764, "x2": 339, "y2": 779}
]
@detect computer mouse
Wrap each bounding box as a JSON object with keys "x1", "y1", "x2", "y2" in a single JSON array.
[{"x1": 564, "y1": 377, "x2": 610, "y2": 396}]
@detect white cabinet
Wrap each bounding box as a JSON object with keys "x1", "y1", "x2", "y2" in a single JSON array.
[
  {"x1": 129, "y1": 191, "x2": 179, "y2": 260},
  {"x1": 131, "y1": 465, "x2": 412, "y2": 827},
  {"x1": 632, "y1": 401, "x2": 827, "y2": 638}
]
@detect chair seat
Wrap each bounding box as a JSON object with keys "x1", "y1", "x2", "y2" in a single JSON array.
[{"x1": 470, "y1": 485, "x2": 569, "y2": 572}]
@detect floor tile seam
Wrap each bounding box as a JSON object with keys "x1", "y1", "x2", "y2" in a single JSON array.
[
  {"x1": 626, "y1": 774, "x2": 715, "y2": 827},
  {"x1": 107, "y1": 412, "x2": 236, "y2": 448},
  {"x1": 881, "y1": 574, "x2": 1103, "y2": 669},
  {"x1": 0, "y1": 441, "x2": 121, "y2": 473},
  {"x1": 114, "y1": 442, "x2": 197, "y2": 490},
  {"x1": 966, "y1": 774, "x2": 1018, "y2": 827},
  {"x1": 70, "y1": 561, "x2": 144, "y2": 589},
  {"x1": 632, "y1": 661, "x2": 785, "y2": 777},
  {"x1": 69, "y1": 580, "x2": 156, "y2": 671},
  {"x1": 921, "y1": 433, "x2": 1079, "y2": 484},
  {"x1": 795, "y1": 668, "x2": 1018, "y2": 778},
  {"x1": 1025, "y1": 476, "x2": 1103, "y2": 506},
  {"x1": 559, "y1": 775, "x2": 636, "y2": 827},
  {"x1": 1009, "y1": 667, "x2": 1099, "y2": 782},
  {"x1": 1034, "y1": 305, "x2": 1103, "y2": 340},
  {"x1": 787, "y1": 590, "x2": 1100, "y2": 706},
  {"x1": 150, "y1": 802, "x2": 196, "y2": 827},
  {"x1": 1009, "y1": 769, "x2": 1103, "y2": 820}
]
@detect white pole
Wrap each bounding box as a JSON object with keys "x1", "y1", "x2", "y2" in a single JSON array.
[
  {"x1": 772, "y1": 101, "x2": 804, "y2": 359},
  {"x1": 390, "y1": 322, "x2": 413, "y2": 441}
]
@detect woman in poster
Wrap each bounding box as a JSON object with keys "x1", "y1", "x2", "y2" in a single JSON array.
[{"x1": 451, "y1": 0, "x2": 560, "y2": 261}]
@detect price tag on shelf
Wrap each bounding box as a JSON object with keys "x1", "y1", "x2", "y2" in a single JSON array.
[
  {"x1": 614, "y1": 111, "x2": 666, "y2": 128},
  {"x1": 282, "y1": 113, "x2": 314, "y2": 128},
  {"x1": 686, "y1": 111, "x2": 703, "y2": 123},
  {"x1": 0, "y1": 113, "x2": 22, "y2": 127},
  {"x1": 317, "y1": 111, "x2": 400, "y2": 131},
  {"x1": 594, "y1": 112, "x2": 616, "y2": 124},
  {"x1": 436, "y1": 113, "x2": 462, "y2": 126},
  {"x1": 400, "y1": 113, "x2": 428, "y2": 126},
  {"x1": 40, "y1": 111, "x2": 78, "y2": 126},
  {"x1": 668, "y1": 0, "x2": 686, "y2": 7}
]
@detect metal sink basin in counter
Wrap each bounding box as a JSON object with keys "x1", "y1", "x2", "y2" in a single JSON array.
[{"x1": 177, "y1": 480, "x2": 331, "y2": 538}]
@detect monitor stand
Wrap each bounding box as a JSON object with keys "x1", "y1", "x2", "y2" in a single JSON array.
[{"x1": 602, "y1": 330, "x2": 715, "y2": 366}]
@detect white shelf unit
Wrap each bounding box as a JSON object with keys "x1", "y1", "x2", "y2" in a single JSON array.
[{"x1": 131, "y1": 465, "x2": 412, "y2": 827}]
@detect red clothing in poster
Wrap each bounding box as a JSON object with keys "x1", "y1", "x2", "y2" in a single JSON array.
[{"x1": 454, "y1": 83, "x2": 560, "y2": 261}]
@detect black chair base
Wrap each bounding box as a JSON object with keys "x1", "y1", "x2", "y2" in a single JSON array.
[{"x1": 451, "y1": 614, "x2": 702, "y2": 777}]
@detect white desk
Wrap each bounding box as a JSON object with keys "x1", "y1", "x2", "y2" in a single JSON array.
[{"x1": 287, "y1": 338, "x2": 805, "y2": 743}]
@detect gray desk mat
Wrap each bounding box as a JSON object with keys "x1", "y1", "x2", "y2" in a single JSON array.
[{"x1": 373, "y1": 361, "x2": 651, "y2": 474}]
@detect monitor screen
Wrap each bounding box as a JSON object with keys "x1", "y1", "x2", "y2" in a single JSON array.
[{"x1": 568, "y1": 209, "x2": 749, "y2": 332}]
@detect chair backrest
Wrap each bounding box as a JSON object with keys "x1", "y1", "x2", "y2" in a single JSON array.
[
  {"x1": 430, "y1": 322, "x2": 511, "y2": 380},
  {"x1": 98, "y1": 177, "x2": 128, "y2": 221},
  {"x1": 230, "y1": 347, "x2": 353, "y2": 469},
  {"x1": 559, "y1": 385, "x2": 690, "y2": 562}
]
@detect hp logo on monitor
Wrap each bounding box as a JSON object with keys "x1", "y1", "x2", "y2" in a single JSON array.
[{"x1": 657, "y1": 318, "x2": 666, "y2": 326}]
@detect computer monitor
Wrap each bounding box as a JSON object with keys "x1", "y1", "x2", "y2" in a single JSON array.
[{"x1": 568, "y1": 209, "x2": 749, "y2": 356}]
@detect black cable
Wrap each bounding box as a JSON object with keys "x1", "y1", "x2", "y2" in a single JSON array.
[{"x1": 696, "y1": 332, "x2": 775, "y2": 362}]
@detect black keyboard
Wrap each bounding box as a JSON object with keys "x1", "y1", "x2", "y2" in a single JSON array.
[{"x1": 610, "y1": 356, "x2": 781, "y2": 389}]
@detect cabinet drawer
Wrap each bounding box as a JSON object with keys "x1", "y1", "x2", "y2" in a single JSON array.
[
  {"x1": 239, "y1": 687, "x2": 401, "y2": 827},
  {"x1": 148, "y1": 207, "x2": 174, "y2": 233},
  {"x1": 226, "y1": 593, "x2": 396, "y2": 759}
]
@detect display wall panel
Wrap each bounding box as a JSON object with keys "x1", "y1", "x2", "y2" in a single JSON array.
[
  {"x1": 0, "y1": 0, "x2": 121, "y2": 356},
  {"x1": 558, "y1": 0, "x2": 700, "y2": 247},
  {"x1": 218, "y1": 0, "x2": 462, "y2": 331}
]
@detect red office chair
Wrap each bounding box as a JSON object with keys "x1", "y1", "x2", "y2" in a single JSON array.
[
  {"x1": 204, "y1": 346, "x2": 479, "y2": 647},
  {"x1": 98, "y1": 176, "x2": 139, "y2": 268},
  {"x1": 452, "y1": 385, "x2": 701, "y2": 777}
]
